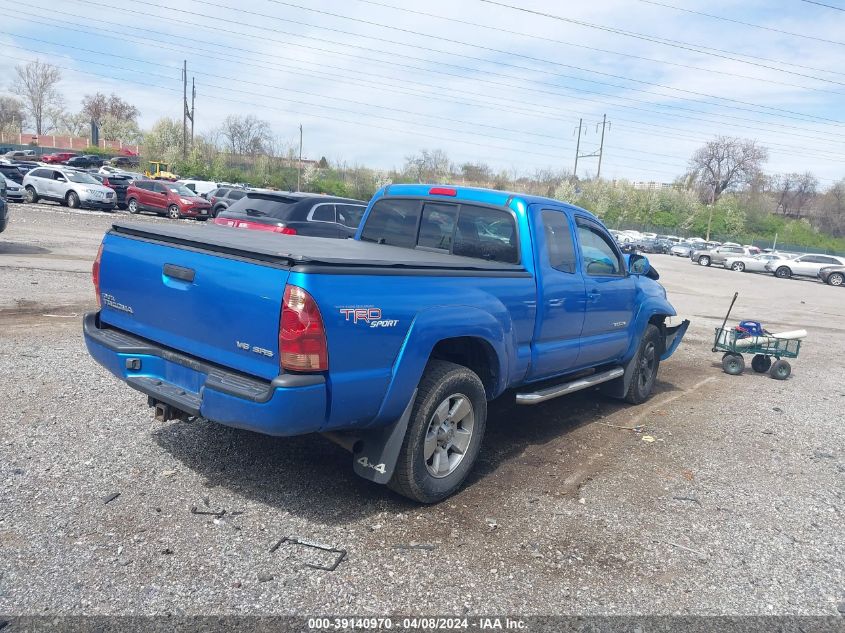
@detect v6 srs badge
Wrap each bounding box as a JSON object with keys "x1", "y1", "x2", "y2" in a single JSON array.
[{"x1": 339, "y1": 307, "x2": 399, "y2": 328}]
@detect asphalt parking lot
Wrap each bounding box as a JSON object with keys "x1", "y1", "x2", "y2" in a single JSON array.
[{"x1": 1, "y1": 202, "x2": 843, "y2": 617}]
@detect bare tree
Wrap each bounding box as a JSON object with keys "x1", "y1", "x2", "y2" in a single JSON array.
[
  {"x1": 770, "y1": 172, "x2": 818, "y2": 218},
  {"x1": 688, "y1": 136, "x2": 768, "y2": 204},
  {"x1": 218, "y1": 114, "x2": 272, "y2": 155},
  {"x1": 0, "y1": 96, "x2": 26, "y2": 134},
  {"x1": 402, "y1": 149, "x2": 451, "y2": 183},
  {"x1": 81, "y1": 92, "x2": 140, "y2": 126},
  {"x1": 10, "y1": 60, "x2": 63, "y2": 134}
]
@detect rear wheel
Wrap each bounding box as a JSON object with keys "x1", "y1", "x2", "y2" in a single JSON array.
[
  {"x1": 624, "y1": 324, "x2": 662, "y2": 404},
  {"x1": 775, "y1": 266, "x2": 792, "y2": 279},
  {"x1": 25, "y1": 186, "x2": 38, "y2": 203},
  {"x1": 698, "y1": 255, "x2": 711, "y2": 266},
  {"x1": 731, "y1": 261, "x2": 745, "y2": 272},
  {"x1": 827, "y1": 272, "x2": 844, "y2": 286},
  {"x1": 388, "y1": 360, "x2": 486, "y2": 504},
  {"x1": 167, "y1": 204, "x2": 181, "y2": 219},
  {"x1": 66, "y1": 191, "x2": 80, "y2": 208},
  {"x1": 127, "y1": 198, "x2": 139, "y2": 214},
  {"x1": 722, "y1": 353, "x2": 745, "y2": 375},
  {"x1": 751, "y1": 354, "x2": 772, "y2": 373},
  {"x1": 769, "y1": 359, "x2": 791, "y2": 380}
]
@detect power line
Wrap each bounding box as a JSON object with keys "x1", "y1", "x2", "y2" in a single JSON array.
[
  {"x1": 800, "y1": 0, "x2": 845, "y2": 10},
  {"x1": 6, "y1": 11, "x2": 845, "y2": 166},
  {"x1": 478, "y1": 0, "x2": 845, "y2": 82},
  {"x1": 636, "y1": 0, "x2": 845, "y2": 46},
  {"x1": 62, "y1": 0, "x2": 845, "y2": 141}
]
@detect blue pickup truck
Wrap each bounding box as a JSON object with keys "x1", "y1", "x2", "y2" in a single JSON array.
[{"x1": 84, "y1": 184, "x2": 688, "y2": 502}]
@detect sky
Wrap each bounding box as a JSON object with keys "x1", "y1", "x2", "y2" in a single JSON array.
[{"x1": 1, "y1": 0, "x2": 844, "y2": 185}]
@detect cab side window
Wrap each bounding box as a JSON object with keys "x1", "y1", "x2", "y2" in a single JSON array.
[
  {"x1": 541, "y1": 210, "x2": 576, "y2": 273},
  {"x1": 575, "y1": 218, "x2": 623, "y2": 276}
]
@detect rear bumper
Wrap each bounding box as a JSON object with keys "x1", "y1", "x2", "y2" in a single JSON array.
[{"x1": 82, "y1": 312, "x2": 327, "y2": 436}]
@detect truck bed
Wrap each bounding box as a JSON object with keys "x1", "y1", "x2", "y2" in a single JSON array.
[{"x1": 111, "y1": 222, "x2": 527, "y2": 273}]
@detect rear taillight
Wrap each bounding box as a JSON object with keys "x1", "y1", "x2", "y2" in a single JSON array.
[
  {"x1": 92, "y1": 243, "x2": 104, "y2": 308},
  {"x1": 280, "y1": 285, "x2": 327, "y2": 372},
  {"x1": 213, "y1": 217, "x2": 296, "y2": 234}
]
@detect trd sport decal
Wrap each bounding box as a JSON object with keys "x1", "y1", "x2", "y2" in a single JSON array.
[{"x1": 339, "y1": 307, "x2": 399, "y2": 328}]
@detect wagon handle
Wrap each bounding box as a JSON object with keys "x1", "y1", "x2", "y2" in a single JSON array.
[{"x1": 713, "y1": 292, "x2": 739, "y2": 352}]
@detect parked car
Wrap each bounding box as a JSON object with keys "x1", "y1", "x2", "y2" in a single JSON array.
[
  {"x1": 125, "y1": 180, "x2": 212, "y2": 219},
  {"x1": 0, "y1": 183, "x2": 7, "y2": 234},
  {"x1": 207, "y1": 187, "x2": 249, "y2": 217},
  {"x1": 109, "y1": 155, "x2": 139, "y2": 168},
  {"x1": 42, "y1": 152, "x2": 78, "y2": 164},
  {"x1": 65, "y1": 155, "x2": 104, "y2": 169},
  {"x1": 723, "y1": 253, "x2": 785, "y2": 272},
  {"x1": 177, "y1": 179, "x2": 221, "y2": 198},
  {"x1": 3, "y1": 149, "x2": 36, "y2": 160},
  {"x1": 0, "y1": 163, "x2": 25, "y2": 185},
  {"x1": 89, "y1": 173, "x2": 133, "y2": 209},
  {"x1": 819, "y1": 265, "x2": 845, "y2": 287},
  {"x1": 84, "y1": 184, "x2": 689, "y2": 502},
  {"x1": 1, "y1": 174, "x2": 25, "y2": 202},
  {"x1": 670, "y1": 242, "x2": 696, "y2": 257},
  {"x1": 639, "y1": 238, "x2": 672, "y2": 254},
  {"x1": 691, "y1": 244, "x2": 747, "y2": 266},
  {"x1": 214, "y1": 192, "x2": 368, "y2": 237},
  {"x1": 23, "y1": 167, "x2": 116, "y2": 210},
  {"x1": 767, "y1": 254, "x2": 845, "y2": 279}
]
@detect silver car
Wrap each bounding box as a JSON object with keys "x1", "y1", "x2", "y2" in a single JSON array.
[
  {"x1": 723, "y1": 253, "x2": 785, "y2": 273},
  {"x1": 766, "y1": 254, "x2": 845, "y2": 279},
  {"x1": 1, "y1": 174, "x2": 24, "y2": 202},
  {"x1": 23, "y1": 166, "x2": 116, "y2": 210}
]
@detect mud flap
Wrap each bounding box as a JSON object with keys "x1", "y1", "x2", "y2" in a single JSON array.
[
  {"x1": 661, "y1": 319, "x2": 690, "y2": 360},
  {"x1": 352, "y1": 390, "x2": 417, "y2": 485}
]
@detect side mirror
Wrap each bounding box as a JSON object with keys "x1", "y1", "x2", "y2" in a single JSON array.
[
  {"x1": 627, "y1": 253, "x2": 651, "y2": 276},
  {"x1": 56, "y1": 177, "x2": 66, "y2": 183}
]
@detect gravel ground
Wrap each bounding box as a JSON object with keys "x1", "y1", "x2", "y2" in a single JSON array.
[{"x1": 0, "y1": 203, "x2": 843, "y2": 617}]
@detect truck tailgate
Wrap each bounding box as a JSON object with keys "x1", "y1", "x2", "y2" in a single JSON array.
[{"x1": 97, "y1": 231, "x2": 290, "y2": 380}]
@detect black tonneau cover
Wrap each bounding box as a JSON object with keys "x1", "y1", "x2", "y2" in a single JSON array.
[{"x1": 111, "y1": 222, "x2": 526, "y2": 272}]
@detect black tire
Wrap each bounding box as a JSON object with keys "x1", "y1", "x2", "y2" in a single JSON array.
[
  {"x1": 212, "y1": 204, "x2": 224, "y2": 218},
  {"x1": 25, "y1": 186, "x2": 39, "y2": 203},
  {"x1": 66, "y1": 191, "x2": 80, "y2": 208},
  {"x1": 623, "y1": 324, "x2": 662, "y2": 404},
  {"x1": 698, "y1": 255, "x2": 711, "y2": 266},
  {"x1": 731, "y1": 261, "x2": 745, "y2": 272},
  {"x1": 722, "y1": 353, "x2": 745, "y2": 376},
  {"x1": 775, "y1": 266, "x2": 792, "y2": 279},
  {"x1": 167, "y1": 204, "x2": 181, "y2": 219},
  {"x1": 769, "y1": 359, "x2": 791, "y2": 380},
  {"x1": 827, "y1": 272, "x2": 844, "y2": 287},
  {"x1": 751, "y1": 354, "x2": 772, "y2": 373},
  {"x1": 388, "y1": 360, "x2": 487, "y2": 504},
  {"x1": 127, "y1": 198, "x2": 140, "y2": 214}
]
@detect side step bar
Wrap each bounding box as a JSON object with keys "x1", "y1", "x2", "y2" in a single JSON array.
[{"x1": 515, "y1": 367, "x2": 624, "y2": 405}]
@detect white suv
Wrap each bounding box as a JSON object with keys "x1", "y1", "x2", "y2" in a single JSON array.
[
  {"x1": 766, "y1": 254, "x2": 845, "y2": 279},
  {"x1": 23, "y1": 167, "x2": 116, "y2": 210}
]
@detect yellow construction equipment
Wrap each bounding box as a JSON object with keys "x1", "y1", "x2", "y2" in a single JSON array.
[{"x1": 144, "y1": 161, "x2": 179, "y2": 181}]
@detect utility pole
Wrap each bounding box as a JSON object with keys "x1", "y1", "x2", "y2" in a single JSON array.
[
  {"x1": 573, "y1": 118, "x2": 582, "y2": 177},
  {"x1": 573, "y1": 115, "x2": 609, "y2": 178},
  {"x1": 596, "y1": 114, "x2": 608, "y2": 179},
  {"x1": 297, "y1": 124, "x2": 303, "y2": 192},
  {"x1": 182, "y1": 60, "x2": 187, "y2": 161},
  {"x1": 190, "y1": 77, "x2": 196, "y2": 148}
]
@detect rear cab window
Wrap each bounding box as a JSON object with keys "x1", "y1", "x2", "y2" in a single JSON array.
[{"x1": 360, "y1": 197, "x2": 519, "y2": 264}]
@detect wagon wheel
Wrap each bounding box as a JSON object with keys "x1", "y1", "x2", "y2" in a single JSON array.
[
  {"x1": 769, "y1": 360, "x2": 791, "y2": 380},
  {"x1": 721, "y1": 353, "x2": 745, "y2": 376},
  {"x1": 751, "y1": 354, "x2": 772, "y2": 373}
]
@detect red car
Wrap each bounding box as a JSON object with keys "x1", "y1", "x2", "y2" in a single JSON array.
[
  {"x1": 125, "y1": 180, "x2": 212, "y2": 220},
  {"x1": 42, "y1": 152, "x2": 77, "y2": 164}
]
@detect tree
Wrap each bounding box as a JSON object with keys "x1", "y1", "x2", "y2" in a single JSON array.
[
  {"x1": 402, "y1": 149, "x2": 451, "y2": 183},
  {"x1": 143, "y1": 117, "x2": 183, "y2": 163},
  {"x1": 771, "y1": 171, "x2": 817, "y2": 218},
  {"x1": 688, "y1": 136, "x2": 768, "y2": 204},
  {"x1": 99, "y1": 114, "x2": 142, "y2": 143},
  {"x1": 0, "y1": 96, "x2": 26, "y2": 134},
  {"x1": 81, "y1": 92, "x2": 139, "y2": 126},
  {"x1": 10, "y1": 60, "x2": 63, "y2": 134},
  {"x1": 218, "y1": 114, "x2": 272, "y2": 155},
  {"x1": 47, "y1": 108, "x2": 88, "y2": 136}
]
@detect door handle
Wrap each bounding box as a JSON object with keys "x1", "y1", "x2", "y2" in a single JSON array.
[
  {"x1": 588, "y1": 288, "x2": 601, "y2": 302},
  {"x1": 163, "y1": 263, "x2": 195, "y2": 282}
]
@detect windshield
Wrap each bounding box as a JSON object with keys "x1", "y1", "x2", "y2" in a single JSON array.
[
  {"x1": 165, "y1": 184, "x2": 195, "y2": 196},
  {"x1": 66, "y1": 172, "x2": 99, "y2": 184}
]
